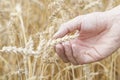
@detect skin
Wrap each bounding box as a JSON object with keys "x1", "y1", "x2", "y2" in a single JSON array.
[{"x1": 53, "y1": 5, "x2": 120, "y2": 65}]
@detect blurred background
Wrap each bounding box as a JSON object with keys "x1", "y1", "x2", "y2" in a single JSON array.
[{"x1": 0, "y1": 0, "x2": 120, "y2": 80}]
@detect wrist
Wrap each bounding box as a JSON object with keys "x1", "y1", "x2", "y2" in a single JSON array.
[{"x1": 105, "y1": 5, "x2": 120, "y2": 24}]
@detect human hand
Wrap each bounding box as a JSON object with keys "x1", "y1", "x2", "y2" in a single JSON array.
[{"x1": 53, "y1": 8, "x2": 120, "y2": 65}]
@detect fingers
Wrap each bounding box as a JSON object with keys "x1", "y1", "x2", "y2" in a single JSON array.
[
  {"x1": 55, "y1": 42, "x2": 99, "y2": 64},
  {"x1": 55, "y1": 43, "x2": 69, "y2": 62},
  {"x1": 55, "y1": 41, "x2": 78, "y2": 64},
  {"x1": 63, "y1": 41, "x2": 78, "y2": 65},
  {"x1": 53, "y1": 16, "x2": 83, "y2": 39},
  {"x1": 71, "y1": 44, "x2": 85, "y2": 65}
]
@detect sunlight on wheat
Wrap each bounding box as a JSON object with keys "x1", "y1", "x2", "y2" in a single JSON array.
[{"x1": 0, "y1": 0, "x2": 120, "y2": 80}]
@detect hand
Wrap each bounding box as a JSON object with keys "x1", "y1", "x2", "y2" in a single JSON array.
[{"x1": 53, "y1": 8, "x2": 120, "y2": 65}]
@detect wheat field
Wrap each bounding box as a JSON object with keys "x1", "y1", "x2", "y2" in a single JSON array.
[{"x1": 0, "y1": 0, "x2": 120, "y2": 80}]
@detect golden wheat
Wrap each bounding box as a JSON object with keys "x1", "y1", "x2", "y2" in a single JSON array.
[{"x1": 0, "y1": 0, "x2": 120, "y2": 80}]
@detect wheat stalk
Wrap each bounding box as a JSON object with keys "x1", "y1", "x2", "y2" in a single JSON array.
[
  {"x1": 0, "y1": 32, "x2": 79, "y2": 55},
  {"x1": 0, "y1": 0, "x2": 119, "y2": 80}
]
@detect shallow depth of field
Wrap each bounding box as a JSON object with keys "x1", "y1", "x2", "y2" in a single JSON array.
[{"x1": 0, "y1": 0, "x2": 120, "y2": 80}]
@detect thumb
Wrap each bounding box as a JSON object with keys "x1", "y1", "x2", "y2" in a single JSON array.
[{"x1": 53, "y1": 16, "x2": 83, "y2": 39}]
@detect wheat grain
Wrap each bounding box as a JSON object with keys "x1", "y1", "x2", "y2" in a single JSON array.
[{"x1": 0, "y1": 0, "x2": 119, "y2": 80}]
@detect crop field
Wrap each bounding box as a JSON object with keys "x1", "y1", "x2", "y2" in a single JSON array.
[{"x1": 0, "y1": 0, "x2": 120, "y2": 80}]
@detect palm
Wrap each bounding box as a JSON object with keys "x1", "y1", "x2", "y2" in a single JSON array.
[{"x1": 71, "y1": 20, "x2": 120, "y2": 64}]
